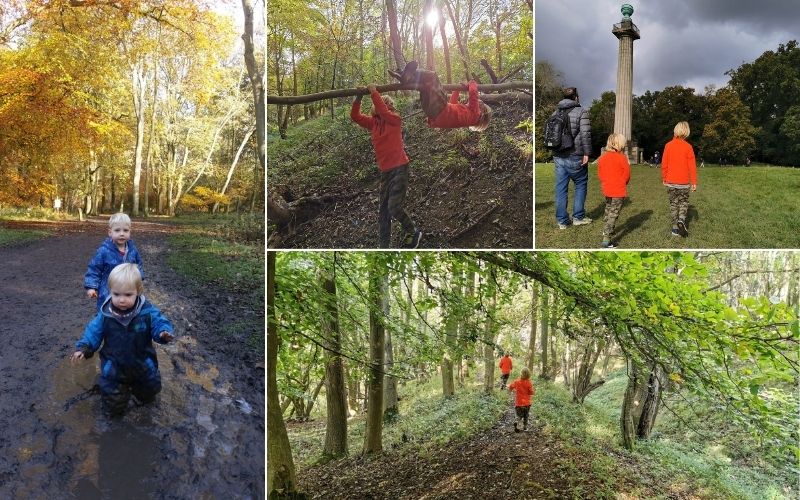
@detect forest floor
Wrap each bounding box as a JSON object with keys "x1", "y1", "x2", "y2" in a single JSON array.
[
  {"x1": 535, "y1": 163, "x2": 800, "y2": 248},
  {"x1": 268, "y1": 99, "x2": 533, "y2": 249},
  {"x1": 0, "y1": 217, "x2": 264, "y2": 498}
]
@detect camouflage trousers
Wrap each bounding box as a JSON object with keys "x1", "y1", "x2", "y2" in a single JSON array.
[
  {"x1": 603, "y1": 197, "x2": 625, "y2": 238},
  {"x1": 379, "y1": 165, "x2": 415, "y2": 248},
  {"x1": 414, "y1": 70, "x2": 448, "y2": 120},
  {"x1": 667, "y1": 187, "x2": 690, "y2": 227}
]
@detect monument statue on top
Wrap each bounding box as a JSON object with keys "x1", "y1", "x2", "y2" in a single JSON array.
[{"x1": 612, "y1": 3, "x2": 642, "y2": 163}]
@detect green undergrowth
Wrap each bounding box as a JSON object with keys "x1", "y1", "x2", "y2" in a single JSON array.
[
  {"x1": 535, "y1": 163, "x2": 800, "y2": 248},
  {"x1": 166, "y1": 220, "x2": 264, "y2": 356},
  {"x1": 288, "y1": 376, "x2": 508, "y2": 468},
  {"x1": 531, "y1": 371, "x2": 794, "y2": 499},
  {"x1": 0, "y1": 226, "x2": 51, "y2": 246},
  {"x1": 0, "y1": 206, "x2": 73, "y2": 222}
]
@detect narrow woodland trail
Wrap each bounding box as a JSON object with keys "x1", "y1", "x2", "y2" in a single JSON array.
[
  {"x1": 0, "y1": 218, "x2": 264, "y2": 499},
  {"x1": 298, "y1": 398, "x2": 607, "y2": 499}
]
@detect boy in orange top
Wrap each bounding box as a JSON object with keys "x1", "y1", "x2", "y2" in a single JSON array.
[
  {"x1": 351, "y1": 84, "x2": 422, "y2": 248},
  {"x1": 392, "y1": 60, "x2": 492, "y2": 131},
  {"x1": 661, "y1": 121, "x2": 697, "y2": 238},
  {"x1": 597, "y1": 133, "x2": 631, "y2": 248},
  {"x1": 508, "y1": 367, "x2": 535, "y2": 432},
  {"x1": 499, "y1": 352, "x2": 513, "y2": 389}
]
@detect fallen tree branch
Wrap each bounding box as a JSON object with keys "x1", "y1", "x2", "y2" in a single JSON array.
[
  {"x1": 450, "y1": 204, "x2": 500, "y2": 242},
  {"x1": 266, "y1": 81, "x2": 532, "y2": 105}
]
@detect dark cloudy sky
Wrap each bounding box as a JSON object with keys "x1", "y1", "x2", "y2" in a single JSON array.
[{"x1": 535, "y1": 0, "x2": 800, "y2": 105}]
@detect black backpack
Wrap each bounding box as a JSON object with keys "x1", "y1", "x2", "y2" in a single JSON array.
[{"x1": 543, "y1": 108, "x2": 575, "y2": 151}]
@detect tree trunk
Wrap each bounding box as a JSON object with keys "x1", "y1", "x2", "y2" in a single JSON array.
[
  {"x1": 459, "y1": 268, "x2": 475, "y2": 385},
  {"x1": 422, "y1": 0, "x2": 436, "y2": 70},
  {"x1": 363, "y1": 254, "x2": 387, "y2": 454},
  {"x1": 437, "y1": 8, "x2": 452, "y2": 84},
  {"x1": 441, "y1": 314, "x2": 456, "y2": 397},
  {"x1": 214, "y1": 125, "x2": 255, "y2": 213},
  {"x1": 444, "y1": 0, "x2": 472, "y2": 81},
  {"x1": 483, "y1": 273, "x2": 497, "y2": 392},
  {"x1": 540, "y1": 287, "x2": 550, "y2": 380},
  {"x1": 267, "y1": 253, "x2": 298, "y2": 494},
  {"x1": 143, "y1": 40, "x2": 159, "y2": 217},
  {"x1": 322, "y1": 254, "x2": 348, "y2": 458},
  {"x1": 527, "y1": 281, "x2": 538, "y2": 372},
  {"x1": 345, "y1": 364, "x2": 359, "y2": 415},
  {"x1": 572, "y1": 338, "x2": 606, "y2": 404},
  {"x1": 131, "y1": 61, "x2": 147, "y2": 215},
  {"x1": 242, "y1": 0, "x2": 265, "y2": 171},
  {"x1": 636, "y1": 364, "x2": 665, "y2": 440},
  {"x1": 385, "y1": 0, "x2": 405, "y2": 70},
  {"x1": 621, "y1": 358, "x2": 647, "y2": 450},
  {"x1": 383, "y1": 329, "x2": 399, "y2": 420}
]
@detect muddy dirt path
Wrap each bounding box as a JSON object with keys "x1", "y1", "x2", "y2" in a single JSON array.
[
  {"x1": 297, "y1": 404, "x2": 590, "y2": 499},
  {"x1": 0, "y1": 218, "x2": 264, "y2": 499}
]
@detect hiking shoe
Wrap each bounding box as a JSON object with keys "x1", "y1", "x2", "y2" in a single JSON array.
[
  {"x1": 671, "y1": 228, "x2": 680, "y2": 237},
  {"x1": 400, "y1": 60, "x2": 418, "y2": 84},
  {"x1": 403, "y1": 229, "x2": 422, "y2": 248},
  {"x1": 677, "y1": 220, "x2": 688, "y2": 237},
  {"x1": 558, "y1": 221, "x2": 570, "y2": 230},
  {"x1": 600, "y1": 240, "x2": 618, "y2": 248},
  {"x1": 572, "y1": 217, "x2": 593, "y2": 226}
]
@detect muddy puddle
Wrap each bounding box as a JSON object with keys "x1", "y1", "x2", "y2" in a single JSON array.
[{"x1": 0, "y1": 225, "x2": 264, "y2": 499}]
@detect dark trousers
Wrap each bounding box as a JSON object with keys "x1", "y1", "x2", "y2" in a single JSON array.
[
  {"x1": 515, "y1": 405, "x2": 531, "y2": 429},
  {"x1": 379, "y1": 165, "x2": 415, "y2": 248},
  {"x1": 413, "y1": 70, "x2": 448, "y2": 120},
  {"x1": 100, "y1": 363, "x2": 162, "y2": 416}
]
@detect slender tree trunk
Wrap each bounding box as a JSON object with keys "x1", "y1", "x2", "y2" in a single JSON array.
[
  {"x1": 267, "y1": 253, "x2": 298, "y2": 494},
  {"x1": 540, "y1": 286, "x2": 550, "y2": 380},
  {"x1": 214, "y1": 126, "x2": 255, "y2": 213},
  {"x1": 636, "y1": 364, "x2": 665, "y2": 439},
  {"x1": 131, "y1": 61, "x2": 147, "y2": 215},
  {"x1": 345, "y1": 364, "x2": 359, "y2": 415},
  {"x1": 143, "y1": 40, "x2": 159, "y2": 217},
  {"x1": 438, "y1": 7, "x2": 452, "y2": 84},
  {"x1": 242, "y1": 0, "x2": 265, "y2": 170},
  {"x1": 621, "y1": 358, "x2": 647, "y2": 450},
  {"x1": 383, "y1": 329, "x2": 399, "y2": 420},
  {"x1": 363, "y1": 254, "x2": 387, "y2": 454},
  {"x1": 322, "y1": 254, "x2": 348, "y2": 458},
  {"x1": 527, "y1": 281, "x2": 538, "y2": 372},
  {"x1": 422, "y1": 0, "x2": 436, "y2": 70},
  {"x1": 386, "y1": 0, "x2": 405, "y2": 70},
  {"x1": 483, "y1": 274, "x2": 497, "y2": 392},
  {"x1": 444, "y1": 0, "x2": 471, "y2": 80},
  {"x1": 442, "y1": 313, "x2": 456, "y2": 397}
]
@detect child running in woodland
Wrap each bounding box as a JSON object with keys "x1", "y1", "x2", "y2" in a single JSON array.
[
  {"x1": 392, "y1": 60, "x2": 492, "y2": 131},
  {"x1": 85, "y1": 212, "x2": 144, "y2": 310},
  {"x1": 499, "y1": 351, "x2": 513, "y2": 389},
  {"x1": 71, "y1": 264, "x2": 174, "y2": 416},
  {"x1": 597, "y1": 133, "x2": 631, "y2": 248},
  {"x1": 351, "y1": 84, "x2": 422, "y2": 249},
  {"x1": 508, "y1": 367, "x2": 535, "y2": 432},
  {"x1": 661, "y1": 121, "x2": 697, "y2": 238}
]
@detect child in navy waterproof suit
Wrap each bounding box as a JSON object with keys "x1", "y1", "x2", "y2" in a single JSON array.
[
  {"x1": 84, "y1": 213, "x2": 144, "y2": 310},
  {"x1": 72, "y1": 263, "x2": 174, "y2": 416}
]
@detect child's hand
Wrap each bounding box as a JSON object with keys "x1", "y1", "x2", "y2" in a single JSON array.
[
  {"x1": 71, "y1": 351, "x2": 85, "y2": 364},
  {"x1": 691, "y1": 184, "x2": 697, "y2": 191},
  {"x1": 367, "y1": 84, "x2": 377, "y2": 93},
  {"x1": 86, "y1": 289, "x2": 98, "y2": 299},
  {"x1": 159, "y1": 331, "x2": 174, "y2": 343}
]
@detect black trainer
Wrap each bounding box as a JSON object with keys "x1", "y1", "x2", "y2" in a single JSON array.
[
  {"x1": 400, "y1": 60, "x2": 419, "y2": 84},
  {"x1": 403, "y1": 229, "x2": 422, "y2": 248},
  {"x1": 677, "y1": 220, "x2": 688, "y2": 237}
]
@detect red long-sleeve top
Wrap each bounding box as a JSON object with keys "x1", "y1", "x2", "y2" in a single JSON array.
[
  {"x1": 508, "y1": 378, "x2": 535, "y2": 407},
  {"x1": 661, "y1": 137, "x2": 697, "y2": 185},
  {"x1": 597, "y1": 150, "x2": 631, "y2": 198},
  {"x1": 428, "y1": 80, "x2": 482, "y2": 129},
  {"x1": 499, "y1": 355, "x2": 513, "y2": 375},
  {"x1": 351, "y1": 90, "x2": 410, "y2": 172}
]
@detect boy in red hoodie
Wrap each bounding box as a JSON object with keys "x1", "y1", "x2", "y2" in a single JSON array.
[
  {"x1": 351, "y1": 84, "x2": 422, "y2": 248},
  {"x1": 661, "y1": 121, "x2": 698, "y2": 238},
  {"x1": 392, "y1": 60, "x2": 492, "y2": 131},
  {"x1": 499, "y1": 352, "x2": 513, "y2": 389},
  {"x1": 597, "y1": 133, "x2": 631, "y2": 248},
  {"x1": 508, "y1": 367, "x2": 535, "y2": 432}
]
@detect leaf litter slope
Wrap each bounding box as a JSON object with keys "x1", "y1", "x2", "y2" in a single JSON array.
[
  {"x1": 268, "y1": 101, "x2": 533, "y2": 249},
  {"x1": 0, "y1": 218, "x2": 263, "y2": 498}
]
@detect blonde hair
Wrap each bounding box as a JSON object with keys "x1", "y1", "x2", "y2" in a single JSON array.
[
  {"x1": 520, "y1": 367, "x2": 531, "y2": 380},
  {"x1": 108, "y1": 263, "x2": 143, "y2": 294},
  {"x1": 469, "y1": 101, "x2": 492, "y2": 132},
  {"x1": 605, "y1": 133, "x2": 627, "y2": 152},
  {"x1": 108, "y1": 212, "x2": 131, "y2": 227},
  {"x1": 673, "y1": 121, "x2": 690, "y2": 139},
  {"x1": 372, "y1": 95, "x2": 396, "y2": 115}
]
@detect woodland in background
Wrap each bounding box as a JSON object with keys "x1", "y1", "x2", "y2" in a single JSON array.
[
  {"x1": 267, "y1": 251, "x2": 799, "y2": 496},
  {"x1": 536, "y1": 40, "x2": 800, "y2": 166},
  {"x1": 267, "y1": 0, "x2": 532, "y2": 137},
  {"x1": 0, "y1": 0, "x2": 265, "y2": 216}
]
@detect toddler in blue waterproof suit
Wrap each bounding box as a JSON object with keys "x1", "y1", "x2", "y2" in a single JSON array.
[
  {"x1": 84, "y1": 212, "x2": 144, "y2": 310},
  {"x1": 72, "y1": 263, "x2": 174, "y2": 416}
]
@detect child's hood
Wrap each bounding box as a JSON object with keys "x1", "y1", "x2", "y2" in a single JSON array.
[
  {"x1": 102, "y1": 236, "x2": 135, "y2": 252},
  {"x1": 99, "y1": 294, "x2": 147, "y2": 325}
]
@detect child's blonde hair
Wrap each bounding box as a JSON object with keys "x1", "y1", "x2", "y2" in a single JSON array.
[
  {"x1": 108, "y1": 212, "x2": 131, "y2": 227},
  {"x1": 605, "y1": 133, "x2": 627, "y2": 152},
  {"x1": 520, "y1": 367, "x2": 531, "y2": 380},
  {"x1": 372, "y1": 95, "x2": 396, "y2": 115},
  {"x1": 469, "y1": 101, "x2": 492, "y2": 132},
  {"x1": 108, "y1": 263, "x2": 143, "y2": 294},
  {"x1": 673, "y1": 121, "x2": 690, "y2": 139}
]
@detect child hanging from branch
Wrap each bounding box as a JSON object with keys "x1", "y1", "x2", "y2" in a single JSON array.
[
  {"x1": 391, "y1": 60, "x2": 492, "y2": 131},
  {"x1": 351, "y1": 84, "x2": 422, "y2": 249}
]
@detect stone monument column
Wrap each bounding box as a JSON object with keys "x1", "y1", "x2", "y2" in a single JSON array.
[{"x1": 612, "y1": 4, "x2": 641, "y2": 163}]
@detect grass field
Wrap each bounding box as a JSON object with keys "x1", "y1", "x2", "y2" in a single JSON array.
[
  {"x1": 0, "y1": 226, "x2": 50, "y2": 246},
  {"x1": 535, "y1": 163, "x2": 800, "y2": 248}
]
